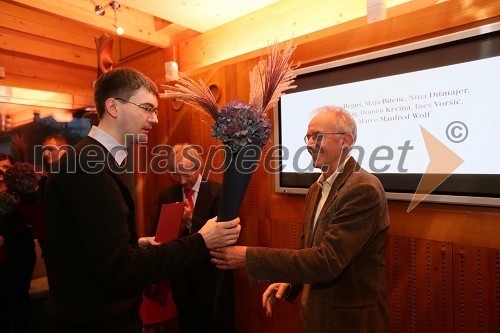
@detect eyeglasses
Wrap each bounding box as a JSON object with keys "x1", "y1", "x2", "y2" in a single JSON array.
[
  {"x1": 303, "y1": 132, "x2": 345, "y2": 144},
  {"x1": 114, "y1": 97, "x2": 159, "y2": 117}
]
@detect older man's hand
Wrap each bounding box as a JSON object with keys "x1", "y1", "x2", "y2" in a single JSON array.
[{"x1": 210, "y1": 245, "x2": 247, "y2": 269}]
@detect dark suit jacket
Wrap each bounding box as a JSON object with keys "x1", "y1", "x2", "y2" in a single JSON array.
[
  {"x1": 246, "y1": 157, "x2": 390, "y2": 333},
  {"x1": 44, "y1": 137, "x2": 209, "y2": 326},
  {"x1": 154, "y1": 180, "x2": 227, "y2": 304},
  {"x1": 154, "y1": 180, "x2": 234, "y2": 333},
  {"x1": 0, "y1": 208, "x2": 36, "y2": 294}
]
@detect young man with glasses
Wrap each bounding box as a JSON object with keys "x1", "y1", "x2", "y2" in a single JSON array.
[
  {"x1": 211, "y1": 106, "x2": 390, "y2": 333},
  {"x1": 43, "y1": 68, "x2": 240, "y2": 333}
]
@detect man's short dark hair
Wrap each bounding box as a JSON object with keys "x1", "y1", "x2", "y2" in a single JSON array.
[
  {"x1": 43, "y1": 134, "x2": 68, "y2": 147},
  {"x1": 93, "y1": 68, "x2": 158, "y2": 120}
]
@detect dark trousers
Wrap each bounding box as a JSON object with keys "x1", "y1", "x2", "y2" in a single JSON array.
[
  {"x1": 0, "y1": 250, "x2": 36, "y2": 333},
  {"x1": 52, "y1": 313, "x2": 143, "y2": 333},
  {"x1": 174, "y1": 271, "x2": 234, "y2": 333}
]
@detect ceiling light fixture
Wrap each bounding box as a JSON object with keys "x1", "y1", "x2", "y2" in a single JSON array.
[
  {"x1": 94, "y1": 1, "x2": 125, "y2": 35},
  {"x1": 94, "y1": 5, "x2": 105, "y2": 16}
]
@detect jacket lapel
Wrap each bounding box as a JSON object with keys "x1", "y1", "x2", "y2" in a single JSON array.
[
  {"x1": 310, "y1": 157, "x2": 359, "y2": 242},
  {"x1": 304, "y1": 183, "x2": 321, "y2": 247},
  {"x1": 80, "y1": 137, "x2": 137, "y2": 243},
  {"x1": 105, "y1": 154, "x2": 137, "y2": 242}
]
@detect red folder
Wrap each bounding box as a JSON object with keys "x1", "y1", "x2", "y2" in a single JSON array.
[
  {"x1": 140, "y1": 202, "x2": 184, "y2": 324},
  {"x1": 154, "y1": 202, "x2": 184, "y2": 243}
]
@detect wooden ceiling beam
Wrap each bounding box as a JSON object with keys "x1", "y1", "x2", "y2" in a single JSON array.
[
  {"x1": 2, "y1": 105, "x2": 75, "y2": 128},
  {"x1": 118, "y1": 0, "x2": 278, "y2": 33},
  {"x1": 9, "y1": 0, "x2": 171, "y2": 48},
  {"x1": 177, "y1": 0, "x2": 440, "y2": 73},
  {"x1": 0, "y1": 26, "x2": 96, "y2": 67},
  {"x1": 0, "y1": 52, "x2": 95, "y2": 96},
  {"x1": 178, "y1": 0, "x2": 368, "y2": 73},
  {"x1": 0, "y1": 1, "x2": 102, "y2": 49},
  {"x1": 0, "y1": 74, "x2": 93, "y2": 98},
  {"x1": 0, "y1": 89, "x2": 93, "y2": 110}
]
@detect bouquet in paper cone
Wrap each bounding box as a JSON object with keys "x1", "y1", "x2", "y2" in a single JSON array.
[{"x1": 160, "y1": 42, "x2": 297, "y2": 221}]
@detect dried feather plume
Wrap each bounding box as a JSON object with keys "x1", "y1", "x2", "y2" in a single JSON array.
[
  {"x1": 161, "y1": 75, "x2": 220, "y2": 120},
  {"x1": 160, "y1": 41, "x2": 297, "y2": 120},
  {"x1": 11, "y1": 133, "x2": 29, "y2": 163},
  {"x1": 160, "y1": 41, "x2": 297, "y2": 153},
  {"x1": 249, "y1": 40, "x2": 297, "y2": 115}
]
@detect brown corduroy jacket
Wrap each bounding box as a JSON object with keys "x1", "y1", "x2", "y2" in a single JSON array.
[{"x1": 246, "y1": 157, "x2": 390, "y2": 333}]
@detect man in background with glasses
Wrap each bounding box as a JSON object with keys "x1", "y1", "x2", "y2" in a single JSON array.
[
  {"x1": 145, "y1": 143, "x2": 234, "y2": 333},
  {"x1": 211, "y1": 105, "x2": 390, "y2": 333},
  {"x1": 44, "y1": 68, "x2": 240, "y2": 333}
]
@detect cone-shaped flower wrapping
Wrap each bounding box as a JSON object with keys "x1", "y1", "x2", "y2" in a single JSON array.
[
  {"x1": 211, "y1": 100, "x2": 267, "y2": 220},
  {"x1": 217, "y1": 144, "x2": 261, "y2": 221},
  {"x1": 160, "y1": 41, "x2": 297, "y2": 221}
]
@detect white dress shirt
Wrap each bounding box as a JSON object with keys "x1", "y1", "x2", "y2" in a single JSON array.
[
  {"x1": 88, "y1": 126, "x2": 127, "y2": 166},
  {"x1": 312, "y1": 157, "x2": 350, "y2": 230}
]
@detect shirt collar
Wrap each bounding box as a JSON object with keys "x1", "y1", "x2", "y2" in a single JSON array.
[
  {"x1": 88, "y1": 125, "x2": 127, "y2": 166},
  {"x1": 191, "y1": 174, "x2": 202, "y2": 193},
  {"x1": 316, "y1": 156, "x2": 350, "y2": 190}
]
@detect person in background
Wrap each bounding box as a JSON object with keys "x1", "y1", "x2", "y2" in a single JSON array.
[
  {"x1": 211, "y1": 106, "x2": 390, "y2": 333},
  {"x1": 34, "y1": 134, "x2": 70, "y2": 252},
  {"x1": 150, "y1": 143, "x2": 234, "y2": 333},
  {"x1": 0, "y1": 153, "x2": 13, "y2": 193},
  {"x1": 42, "y1": 134, "x2": 69, "y2": 171},
  {"x1": 43, "y1": 67, "x2": 241, "y2": 333},
  {"x1": 0, "y1": 161, "x2": 38, "y2": 333}
]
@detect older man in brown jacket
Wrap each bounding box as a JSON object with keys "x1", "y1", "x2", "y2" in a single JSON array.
[{"x1": 211, "y1": 106, "x2": 390, "y2": 333}]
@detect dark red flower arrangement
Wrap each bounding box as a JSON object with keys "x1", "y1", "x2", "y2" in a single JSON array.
[
  {"x1": 212, "y1": 100, "x2": 271, "y2": 154},
  {"x1": 0, "y1": 191, "x2": 16, "y2": 220},
  {"x1": 4, "y1": 162, "x2": 38, "y2": 195}
]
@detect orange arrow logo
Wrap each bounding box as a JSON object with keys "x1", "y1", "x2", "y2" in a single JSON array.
[{"x1": 408, "y1": 126, "x2": 464, "y2": 212}]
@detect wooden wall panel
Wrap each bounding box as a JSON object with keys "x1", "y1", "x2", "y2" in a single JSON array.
[
  {"x1": 386, "y1": 236, "x2": 413, "y2": 332},
  {"x1": 385, "y1": 236, "x2": 500, "y2": 333},
  {"x1": 119, "y1": 49, "x2": 174, "y2": 236},
  {"x1": 233, "y1": 271, "x2": 271, "y2": 333},
  {"x1": 271, "y1": 219, "x2": 302, "y2": 250},
  {"x1": 239, "y1": 216, "x2": 259, "y2": 248},
  {"x1": 415, "y1": 240, "x2": 453, "y2": 333},
  {"x1": 269, "y1": 299, "x2": 301, "y2": 333},
  {"x1": 452, "y1": 244, "x2": 499, "y2": 333},
  {"x1": 493, "y1": 248, "x2": 500, "y2": 333},
  {"x1": 388, "y1": 201, "x2": 500, "y2": 249}
]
